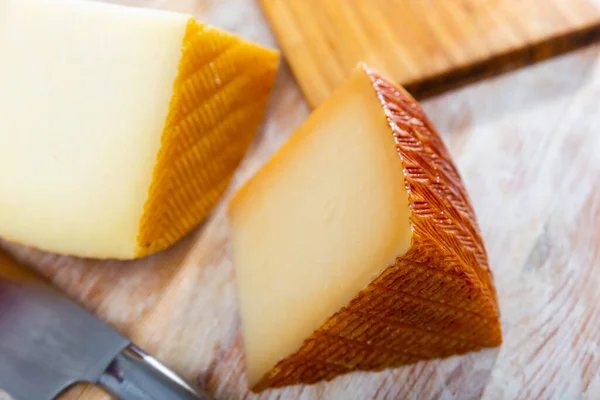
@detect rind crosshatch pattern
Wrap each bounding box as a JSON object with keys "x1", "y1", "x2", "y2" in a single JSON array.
[
  {"x1": 252, "y1": 65, "x2": 501, "y2": 391},
  {"x1": 136, "y1": 20, "x2": 279, "y2": 257}
]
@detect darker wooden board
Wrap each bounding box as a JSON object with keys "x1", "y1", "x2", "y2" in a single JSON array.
[
  {"x1": 405, "y1": 21, "x2": 600, "y2": 99},
  {"x1": 261, "y1": 0, "x2": 600, "y2": 105}
]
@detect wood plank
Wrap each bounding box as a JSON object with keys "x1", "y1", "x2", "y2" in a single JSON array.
[
  {"x1": 261, "y1": 0, "x2": 600, "y2": 107},
  {"x1": 0, "y1": 0, "x2": 599, "y2": 399}
]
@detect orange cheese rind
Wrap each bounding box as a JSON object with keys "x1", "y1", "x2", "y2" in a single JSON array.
[
  {"x1": 246, "y1": 64, "x2": 500, "y2": 391},
  {"x1": 0, "y1": 0, "x2": 279, "y2": 260},
  {"x1": 136, "y1": 20, "x2": 279, "y2": 257}
]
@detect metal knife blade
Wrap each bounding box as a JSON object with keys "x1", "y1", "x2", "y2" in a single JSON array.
[
  {"x1": 0, "y1": 275, "x2": 128, "y2": 399},
  {"x1": 0, "y1": 252, "x2": 212, "y2": 400}
]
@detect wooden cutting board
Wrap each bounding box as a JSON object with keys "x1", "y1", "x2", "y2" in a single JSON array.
[
  {"x1": 261, "y1": 0, "x2": 600, "y2": 107},
  {"x1": 1, "y1": 0, "x2": 600, "y2": 399}
]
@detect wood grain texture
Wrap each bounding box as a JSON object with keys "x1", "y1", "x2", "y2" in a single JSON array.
[
  {"x1": 1, "y1": 0, "x2": 599, "y2": 399},
  {"x1": 260, "y1": 0, "x2": 600, "y2": 107}
]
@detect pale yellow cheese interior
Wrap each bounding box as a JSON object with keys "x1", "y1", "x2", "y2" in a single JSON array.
[
  {"x1": 229, "y1": 68, "x2": 413, "y2": 385},
  {"x1": 0, "y1": 0, "x2": 188, "y2": 258},
  {"x1": 0, "y1": 0, "x2": 279, "y2": 259}
]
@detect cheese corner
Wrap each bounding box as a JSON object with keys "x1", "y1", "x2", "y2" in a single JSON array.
[
  {"x1": 0, "y1": 0, "x2": 279, "y2": 259},
  {"x1": 229, "y1": 64, "x2": 501, "y2": 390}
]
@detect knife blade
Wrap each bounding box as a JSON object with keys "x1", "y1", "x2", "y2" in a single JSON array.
[{"x1": 0, "y1": 251, "x2": 213, "y2": 400}]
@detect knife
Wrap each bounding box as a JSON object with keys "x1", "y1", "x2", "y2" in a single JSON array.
[{"x1": 0, "y1": 251, "x2": 214, "y2": 400}]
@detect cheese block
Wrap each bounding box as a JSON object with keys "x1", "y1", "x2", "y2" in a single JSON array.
[
  {"x1": 0, "y1": 0, "x2": 279, "y2": 259},
  {"x1": 229, "y1": 64, "x2": 501, "y2": 391}
]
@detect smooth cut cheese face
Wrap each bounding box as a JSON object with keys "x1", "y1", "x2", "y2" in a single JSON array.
[
  {"x1": 229, "y1": 68, "x2": 413, "y2": 385},
  {"x1": 0, "y1": 0, "x2": 279, "y2": 258},
  {"x1": 0, "y1": 0, "x2": 187, "y2": 258}
]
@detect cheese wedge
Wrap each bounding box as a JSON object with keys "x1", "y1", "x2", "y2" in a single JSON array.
[
  {"x1": 229, "y1": 64, "x2": 501, "y2": 390},
  {"x1": 0, "y1": 0, "x2": 278, "y2": 259}
]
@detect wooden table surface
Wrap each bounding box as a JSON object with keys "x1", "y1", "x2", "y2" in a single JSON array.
[
  {"x1": 260, "y1": 0, "x2": 600, "y2": 106},
  {"x1": 2, "y1": 1, "x2": 600, "y2": 399}
]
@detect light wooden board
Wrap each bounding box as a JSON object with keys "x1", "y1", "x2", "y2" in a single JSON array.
[
  {"x1": 1, "y1": 0, "x2": 600, "y2": 399},
  {"x1": 261, "y1": 0, "x2": 600, "y2": 107}
]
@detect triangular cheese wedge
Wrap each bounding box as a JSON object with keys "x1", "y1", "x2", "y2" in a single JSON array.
[
  {"x1": 229, "y1": 64, "x2": 501, "y2": 391},
  {"x1": 0, "y1": 0, "x2": 278, "y2": 259}
]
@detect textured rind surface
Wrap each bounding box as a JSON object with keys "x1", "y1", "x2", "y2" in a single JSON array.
[
  {"x1": 136, "y1": 20, "x2": 279, "y2": 257},
  {"x1": 252, "y1": 66, "x2": 501, "y2": 391}
]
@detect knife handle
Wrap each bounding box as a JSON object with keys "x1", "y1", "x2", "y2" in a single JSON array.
[
  {"x1": 97, "y1": 345, "x2": 214, "y2": 400},
  {"x1": 0, "y1": 251, "x2": 43, "y2": 283}
]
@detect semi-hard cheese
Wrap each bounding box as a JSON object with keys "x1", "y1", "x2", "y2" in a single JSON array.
[
  {"x1": 229, "y1": 64, "x2": 501, "y2": 390},
  {"x1": 0, "y1": 0, "x2": 278, "y2": 259}
]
